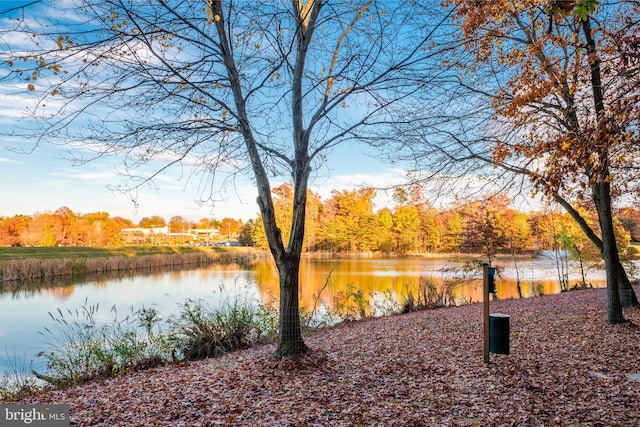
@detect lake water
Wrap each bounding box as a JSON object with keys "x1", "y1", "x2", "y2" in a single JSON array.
[{"x1": 0, "y1": 255, "x2": 607, "y2": 377}]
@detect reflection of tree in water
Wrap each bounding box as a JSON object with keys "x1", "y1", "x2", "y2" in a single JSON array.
[
  {"x1": 255, "y1": 257, "x2": 608, "y2": 314},
  {"x1": 0, "y1": 269, "x2": 152, "y2": 299},
  {"x1": 43, "y1": 286, "x2": 76, "y2": 301}
]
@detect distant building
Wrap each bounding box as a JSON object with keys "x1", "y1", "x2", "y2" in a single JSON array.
[
  {"x1": 121, "y1": 226, "x2": 220, "y2": 245},
  {"x1": 189, "y1": 228, "x2": 220, "y2": 241},
  {"x1": 121, "y1": 226, "x2": 168, "y2": 245}
]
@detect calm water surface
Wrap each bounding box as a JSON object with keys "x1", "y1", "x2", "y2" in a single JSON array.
[{"x1": 0, "y1": 256, "x2": 606, "y2": 376}]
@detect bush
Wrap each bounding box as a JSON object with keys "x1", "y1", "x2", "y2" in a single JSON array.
[
  {"x1": 19, "y1": 285, "x2": 287, "y2": 391},
  {"x1": 33, "y1": 300, "x2": 170, "y2": 388},
  {"x1": 331, "y1": 283, "x2": 371, "y2": 321},
  {"x1": 167, "y1": 297, "x2": 258, "y2": 361},
  {"x1": 255, "y1": 298, "x2": 279, "y2": 342},
  {"x1": 401, "y1": 276, "x2": 456, "y2": 313}
]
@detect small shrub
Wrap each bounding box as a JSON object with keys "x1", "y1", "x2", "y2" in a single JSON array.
[
  {"x1": 401, "y1": 276, "x2": 457, "y2": 313},
  {"x1": 331, "y1": 283, "x2": 371, "y2": 321},
  {"x1": 255, "y1": 298, "x2": 279, "y2": 342},
  {"x1": 167, "y1": 292, "x2": 277, "y2": 362}
]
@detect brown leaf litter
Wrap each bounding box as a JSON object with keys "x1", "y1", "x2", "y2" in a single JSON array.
[{"x1": 5, "y1": 286, "x2": 640, "y2": 426}]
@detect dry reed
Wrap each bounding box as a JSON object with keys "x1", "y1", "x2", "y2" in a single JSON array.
[{"x1": 0, "y1": 251, "x2": 257, "y2": 284}]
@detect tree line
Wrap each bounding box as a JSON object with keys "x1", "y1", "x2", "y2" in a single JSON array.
[
  {"x1": 0, "y1": 207, "x2": 244, "y2": 247},
  {"x1": 247, "y1": 184, "x2": 639, "y2": 261},
  {"x1": 3, "y1": 185, "x2": 639, "y2": 267}
]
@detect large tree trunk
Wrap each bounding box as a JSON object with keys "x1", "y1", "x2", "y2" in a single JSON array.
[
  {"x1": 593, "y1": 182, "x2": 625, "y2": 323},
  {"x1": 274, "y1": 255, "x2": 308, "y2": 358},
  {"x1": 210, "y1": 0, "x2": 320, "y2": 358},
  {"x1": 583, "y1": 16, "x2": 625, "y2": 323}
]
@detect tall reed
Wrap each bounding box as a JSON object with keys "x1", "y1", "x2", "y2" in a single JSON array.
[
  {"x1": 401, "y1": 276, "x2": 457, "y2": 313},
  {"x1": 0, "y1": 251, "x2": 254, "y2": 284},
  {"x1": 3, "y1": 276, "x2": 453, "y2": 399},
  {"x1": 33, "y1": 300, "x2": 171, "y2": 389},
  {"x1": 25, "y1": 286, "x2": 279, "y2": 391},
  {"x1": 168, "y1": 298, "x2": 257, "y2": 360}
]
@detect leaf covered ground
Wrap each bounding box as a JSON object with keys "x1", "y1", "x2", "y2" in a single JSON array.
[{"x1": 8, "y1": 286, "x2": 640, "y2": 426}]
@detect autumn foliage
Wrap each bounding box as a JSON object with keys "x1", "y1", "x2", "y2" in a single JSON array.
[
  {"x1": 442, "y1": 0, "x2": 640, "y2": 323},
  {"x1": 2, "y1": 192, "x2": 638, "y2": 263},
  {"x1": 250, "y1": 184, "x2": 638, "y2": 260},
  {"x1": 446, "y1": 0, "x2": 640, "y2": 202}
]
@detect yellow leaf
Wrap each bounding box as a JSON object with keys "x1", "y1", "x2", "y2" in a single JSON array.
[
  {"x1": 27, "y1": 83, "x2": 35, "y2": 91},
  {"x1": 215, "y1": 14, "x2": 221, "y2": 22}
]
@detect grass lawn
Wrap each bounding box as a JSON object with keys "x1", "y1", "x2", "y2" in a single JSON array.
[{"x1": 0, "y1": 245, "x2": 249, "y2": 261}]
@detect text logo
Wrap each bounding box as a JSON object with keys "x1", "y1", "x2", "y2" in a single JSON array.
[{"x1": 1, "y1": 405, "x2": 69, "y2": 426}]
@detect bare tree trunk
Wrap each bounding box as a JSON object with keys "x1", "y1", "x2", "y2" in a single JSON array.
[
  {"x1": 512, "y1": 248, "x2": 523, "y2": 299},
  {"x1": 274, "y1": 255, "x2": 308, "y2": 358},
  {"x1": 209, "y1": 0, "x2": 322, "y2": 357},
  {"x1": 575, "y1": 246, "x2": 587, "y2": 289}
]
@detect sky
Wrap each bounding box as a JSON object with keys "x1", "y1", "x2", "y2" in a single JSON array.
[
  {"x1": 0, "y1": 1, "x2": 543, "y2": 226},
  {"x1": 0, "y1": 139, "x2": 407, "y2": 223},
  {"x1": 0, "y1": 0, "x2": 419, "y2": 223}
]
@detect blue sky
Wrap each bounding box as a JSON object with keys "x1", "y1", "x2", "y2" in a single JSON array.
[
  {"x1": 0, "y1": 138, "x2": 406, "y2": 222},
  {"x1": 0, "y1": 1, "x2": 549, "y2": 225},
  {"x1": 0, "y1": 0, "x2": 413, "y2": 223}
]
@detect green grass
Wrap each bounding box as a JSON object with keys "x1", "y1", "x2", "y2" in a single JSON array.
[{"x1": 0, "y1": 245, "x2": 247, "y2": 261}]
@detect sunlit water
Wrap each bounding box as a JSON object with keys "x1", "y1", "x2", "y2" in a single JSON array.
[{"x1": 0, "y1": 255, "x2": 607, "y2": 377}]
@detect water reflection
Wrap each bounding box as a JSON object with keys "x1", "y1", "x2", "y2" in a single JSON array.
[
  {"x1": 0, "y1": 256, "x2": 606, "y2": 376},
  {"x1": 254, "y1": 256, "x2": 606, "y2": 309},
  {"x1": 0, "y1": 259, "x2": 252, "y2": 301}
]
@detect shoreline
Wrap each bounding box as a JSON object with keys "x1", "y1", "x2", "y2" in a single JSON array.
[
  {"x1": 4, "y1": 285, "x2": 639, "y2": 425},
  {"x1": 0, "y1": 247, "x2": 265, "y2": 284}
]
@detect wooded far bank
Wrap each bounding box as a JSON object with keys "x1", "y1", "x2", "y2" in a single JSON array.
[{"x1": 2, "y1": 187, "x2": 640, "y2": 262}]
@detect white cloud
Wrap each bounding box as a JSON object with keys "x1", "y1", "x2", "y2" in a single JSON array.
[
  {"x1": 0, "y1": 157, "x2": 20, "y2": 164},
  {"x1": 0, "y1": 91, "x2": 37, "y2": 117},
  {"x1": 49, "y1": 170, "x2": 116, "y2": 181}
]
